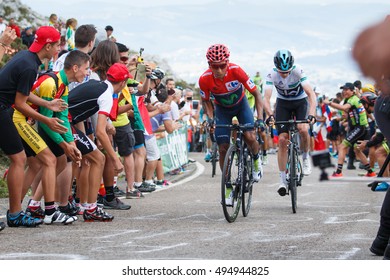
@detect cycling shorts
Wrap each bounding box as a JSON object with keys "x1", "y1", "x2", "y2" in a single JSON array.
[
  {"x1": 0, "y1": 106, "x2": 24, "y2": 155},
  {"x1": 38, "y1": 125, "x2": 65, "y2": 158},
  {"x1": 71, "y1": 125, "x2": 97, "y2": 155},
  {"x1": 215, "y1": 97, "x2": 254, "y2": 145},
  {"x1": 275, "y1": 97, "x2": 309, "y2": 134},
  {"x1": 13, "y1": 110, "x2": 47, "y2": 157},
  {"x1": 343, "y1": 125, "x2": 369, "y2": 147}
]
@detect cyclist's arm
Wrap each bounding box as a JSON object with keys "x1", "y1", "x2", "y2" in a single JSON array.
[
  {"x1": 302, "y1": 83, "x2": 317, "y2": 116},
  {"x1": 263, "y1": 88, "x2": 273, "y2": 117},
  {"x1": 202, "y1": 99, "x2": 214, "y2": 120},
  {"x1": 250, "y1": 87, "x2": 263, "y2": 120}
]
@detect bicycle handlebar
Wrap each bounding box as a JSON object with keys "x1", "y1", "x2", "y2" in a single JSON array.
[{"x1": 273, "y1": 119, "x2": 311, "y2": 125}]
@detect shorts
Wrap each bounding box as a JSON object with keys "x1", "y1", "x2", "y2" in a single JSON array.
[
  {"x1": 38, "y1": 125, "x2": 65, "y2": 158},
  {"x1": 145, "y1": 135, "x2": 160, "y2": 161},
  {"x1": 215, "y1": 97, "x2": 254, "y2": 145},
  {"x1": 275, "y1": 98, "x2": 309, "y2": 134},
  {"x1": 133, "y1": 129, "x2": 145, "y2": 150},
  {"x1": 113, "y1": 123, "x2": 135, "y2": 157},
  {"x1": 71, "y1": 125, "x2": 97, "y2": 155},
  {"x1": 343, "y1": 125, "x2": 369, "y2": 147},
  {"x1": 13, "y1": 110, "x2": 47, "y2": 157},
  {"x1": 0, "y1": 106, "x2": 24, "y2": 155}
]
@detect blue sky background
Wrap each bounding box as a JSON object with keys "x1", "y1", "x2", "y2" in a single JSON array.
[{"x1": 21, "y1": 0, "x2": 390, "y2": 96}]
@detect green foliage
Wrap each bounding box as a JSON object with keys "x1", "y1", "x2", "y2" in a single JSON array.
[
  {"x1": 0, "y1": 179, "x2": 8, "y2": 198},
  {"x1": 3, "y1": 5, "x2": 14, "y2": 17},
  {"x1": 0, "y1": 37, "x2": 28, "y2": 68}
]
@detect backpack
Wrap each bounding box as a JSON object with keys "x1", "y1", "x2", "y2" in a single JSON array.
[{"x1": 30, "y1": 71, "x2": 66, "y2": 111}]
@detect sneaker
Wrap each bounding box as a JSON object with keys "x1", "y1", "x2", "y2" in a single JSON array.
[
  {"x1": 331, "y1": 171, "x2": 343, "y2": 178},
  {"x1": 277, "y1": 183, "x2": 287, "y2": 196},
  {"x1": 302, "y1": 158, "x2": 312, "y2": 175},
  {"x1": 0, "y1": 221, "x2": 5, "y2": 231},
  {"x1": 103, "y1": 197, "x2": 131, "y2": 210},
  {"x1": 126, "y1": 189, "x2": 144, "y2": 199},
  {"x1": 97, "y1": 194, "x2": 104, "y2": 204},
  {"x1": 252, "y1": 158, "x2": 263, "y2": 182},
  {"x1": 7, "y1": 210, "x2": 43, "y2": 227},
  {"x1": 374, "y1": 182, "x2": 389, "y2": 191},
  {"x1": 43, "y1": 210, "x2": 77, "y2": 225},
  {"x1": 365, "y1": 171, "x2": 377, "y2": 177},
  {"x1": 76, "y1": 203, "x2": 86, "y2": 215},
  {"x1": 370, "y1": 234, "x2": 389, "y2": 256},
  {"x1": 58, "y1": 202, "x2": 79, "y2": 216},
  {"x1": 83, "y1": 207, "x2": 114, "y2": 222},
  {"x1": 224, "y1": 187, "x2": 233, "y2": 206},
  {"x1": 137, "y1": 182, "x2": 156, "y2": 192},
  {"x1": 262, "y1": 155, "x2": 268, "y2": 165},
  {"x1": 155, "y1": 179, "x2": 171, "y2": 187},
  {"x1": 25, "y1": 206, "x2": 45, "y2": 219},
  {"x1": 113, "y1": 186, "x2": 126, "y2": 197},
  {"x1": 204, "y1": 152, "x2": 212, "y2": 162}
]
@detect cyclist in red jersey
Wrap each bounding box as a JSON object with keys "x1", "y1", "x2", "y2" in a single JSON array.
[{"x1": 199, "y1": 44, "x2": 264, "y2": 182}]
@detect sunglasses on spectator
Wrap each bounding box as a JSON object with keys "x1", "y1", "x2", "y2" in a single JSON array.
[
  {"x1": 209, "y1": 63, "x2": 228, "y2": 70},
  {"x1": 120, "y1": 56, "x2": 129, "y2": 62}
]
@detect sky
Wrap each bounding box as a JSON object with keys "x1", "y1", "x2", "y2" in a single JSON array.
[{"x1": 20, "y1": 0, "x2": 390, "y2": 96}]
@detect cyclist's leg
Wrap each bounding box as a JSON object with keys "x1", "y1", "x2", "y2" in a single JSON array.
[
  {"x1": 295, "y1": 98, "x2": 312, "y2": 175},
  {"x1": 215, "y1": 105, "x2": 233, "y2": 171},
  {"x1": 275, "y1": 99, "x2": 292, "y2": 194}
]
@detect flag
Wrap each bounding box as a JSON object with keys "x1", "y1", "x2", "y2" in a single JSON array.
[{"x1": 321, "y1": 104, "x2": 333, "y2": 132}]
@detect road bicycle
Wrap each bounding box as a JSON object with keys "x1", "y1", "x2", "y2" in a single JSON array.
[
  {"x1": 217, "y1": 123, "x2": 257, "y2": 222},
  {"x1": 272, "y1": 119, "x2": 310, "y2": 213}
]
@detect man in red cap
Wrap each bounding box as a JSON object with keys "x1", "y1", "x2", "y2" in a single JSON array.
[
  {"x1": 0, "y1": 25, "x2": 69, "y2": 228},
  {"x1": 68, "y1": 62, "x2": 131, "y2": 221}
]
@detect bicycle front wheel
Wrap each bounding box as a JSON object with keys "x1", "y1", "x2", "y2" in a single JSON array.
[
  {"x1": 289, "y1": 147, "x2": 298, "y2": 214},
  {"x1": 211, "y1": 142, "x2": 218, "y2": 178},
  {"x1": 221, "y1": 145, "x2": 241, "y2": 223},
  {"x1": 242, "y1": 148, "x2": 253, "y2": 217}
]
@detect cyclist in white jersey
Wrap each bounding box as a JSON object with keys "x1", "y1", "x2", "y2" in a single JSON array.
[{"x1": 263, "y1": 50, "x2": 316, "y2": 196}]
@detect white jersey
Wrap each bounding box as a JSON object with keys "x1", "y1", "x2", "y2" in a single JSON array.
[{"x1": 264, "y1": 64, "x2": 309, "y2": 101}]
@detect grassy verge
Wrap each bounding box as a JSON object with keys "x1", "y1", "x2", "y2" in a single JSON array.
[{"x1": 0, "y1": 150, "x2": 9, "y2": 198}]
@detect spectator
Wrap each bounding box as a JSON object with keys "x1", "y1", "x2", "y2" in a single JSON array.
[
  {"x1": 21, "y1": 27, "x2": 34, "y2": 47},
  {"x1": 7, "y1": 18, "x2": 21, "y2": 38},
  {"x1": 48, "y1": 13, "x2": 60, "y2": 32},
  {"x1": 65, "y1": 18, "x2": 78, "y2": 51},
  {"x1": 0, "y1": 26, "x2": 68, "y2": 228},
  {"x1": 105, "y1": 25, "x2": 116, "y2": 42},
  {"x1": 0, "y1": 15, "x2": 6, "y2": 34}
]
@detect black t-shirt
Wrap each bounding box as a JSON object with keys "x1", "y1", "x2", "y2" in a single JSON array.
[
  {"x1": 0, "y1": 50, "x2": 41, "y2": 107},
  {"x1": 68, "y1": 79, "x2": 111, "y2": 124}
]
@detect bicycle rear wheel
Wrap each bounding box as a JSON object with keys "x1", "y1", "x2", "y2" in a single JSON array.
[
  {"x1": 289, "y1": 147, "x2": 298, "y2": 214},
  {"x1": 241, "y1": 148, "x2": 253, "y2": 217},
  {"x1": 221, "y1": 145, "x2": 241, "y2": 223},
  {"x1": 211, "y1": 142, "x2": 218, "y2": 177}
]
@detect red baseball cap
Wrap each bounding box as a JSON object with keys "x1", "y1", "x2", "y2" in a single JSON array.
[
  {"x1": 107, "y1": 63, "x2": 133, "y2": 82},
  {"x1": 29, "y1": 26, "x2": 61, "y2": 53}
]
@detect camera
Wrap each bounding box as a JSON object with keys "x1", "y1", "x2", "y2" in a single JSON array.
[
  {"x1": 311, "y1": 149, "x2": 333, "y2": 169},
  {"x1": 138, "y1": 47, "x2": 144, "y2": 63}
]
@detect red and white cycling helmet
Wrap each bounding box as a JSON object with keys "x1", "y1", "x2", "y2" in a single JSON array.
[{"x1": 206, "y1": 44, "x2": 230, "y2": 63}]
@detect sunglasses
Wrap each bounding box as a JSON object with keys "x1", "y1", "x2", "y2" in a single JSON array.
[
  {"x1": 209, "y1": 63, "x2": 228, "y2": 70},
  {"x1": 277, "y1": 70, "x2": 291, "y2": 75},
  {"x1": 120, "y1": 56, "x2": 129, "y2": 62}
]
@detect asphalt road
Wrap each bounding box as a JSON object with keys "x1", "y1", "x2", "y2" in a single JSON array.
[{"x1": 0, "y1": 151, "x2": 387, "y2": 260}]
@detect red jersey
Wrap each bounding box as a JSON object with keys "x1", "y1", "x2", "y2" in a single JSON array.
[{"x1": 199, "y1": 63, "x2": 256, "y2": 108}]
